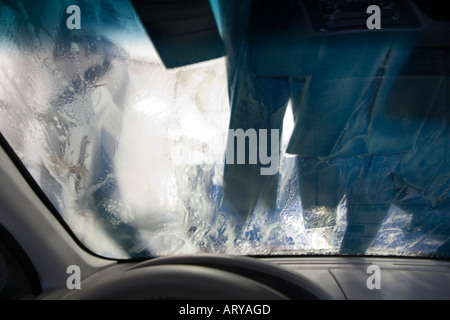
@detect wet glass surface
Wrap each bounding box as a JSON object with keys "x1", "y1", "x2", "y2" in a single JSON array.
[{"x1": 0, "y1": 0, "x2": 449, "y2": 259}]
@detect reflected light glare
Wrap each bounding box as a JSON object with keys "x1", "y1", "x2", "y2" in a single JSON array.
[{"x1": 281, "y1": 99, "x2": 294, "y2": 152}]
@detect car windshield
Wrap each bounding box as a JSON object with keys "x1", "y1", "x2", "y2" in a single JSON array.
[{"x1": 0, "y1": 0, "x2": 449, "y2": 259}]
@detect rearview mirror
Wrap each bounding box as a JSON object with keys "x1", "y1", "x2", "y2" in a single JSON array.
[{"x1": 131, "y1": 0, "x2": 226, "y2": 68}]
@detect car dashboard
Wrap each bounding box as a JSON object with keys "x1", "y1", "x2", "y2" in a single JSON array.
[{"x1": 33, "y1": 254, "x2": 450, "y2": 300}]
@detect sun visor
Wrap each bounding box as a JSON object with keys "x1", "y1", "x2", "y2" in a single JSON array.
[{"x1": 130, "y1": 0, "x2": 226, "y2": 69}]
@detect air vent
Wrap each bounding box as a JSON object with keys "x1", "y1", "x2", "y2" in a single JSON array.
[{"x1": 303, "y1": 0, "x2": 421, "y2": 33}]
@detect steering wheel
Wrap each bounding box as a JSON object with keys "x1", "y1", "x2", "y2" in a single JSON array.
[{"x1": 61, "y1": 255, "x2": 331, "y2": 300}]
